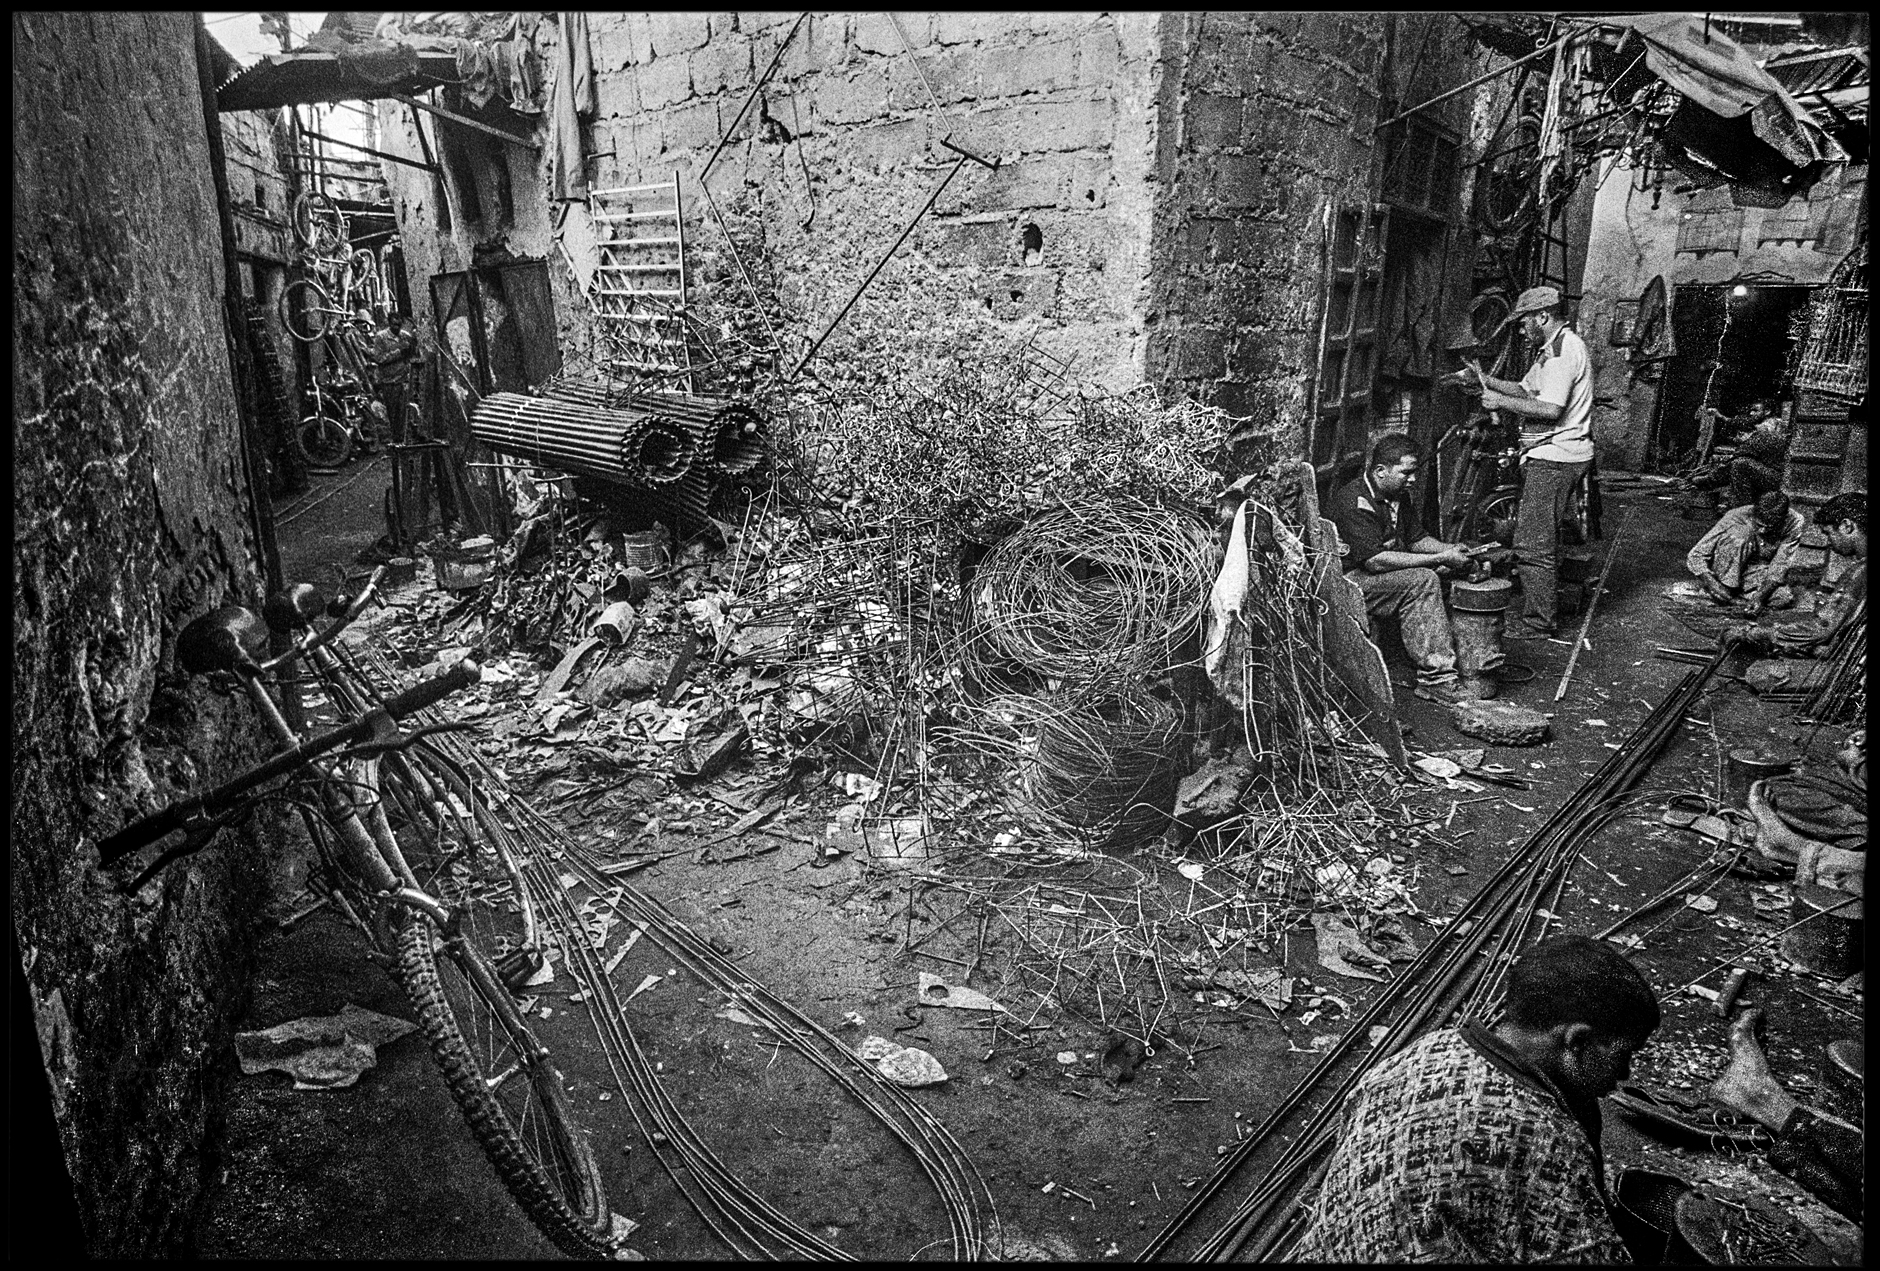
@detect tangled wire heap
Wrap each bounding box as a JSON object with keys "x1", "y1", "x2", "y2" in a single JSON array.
[{"x1": 961, "y1": 501, "x2": 1217, "y2": 694}]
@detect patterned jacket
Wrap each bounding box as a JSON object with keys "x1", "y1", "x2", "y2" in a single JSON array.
[{"x1": 1289, "y1": 1023, "x2": 1629, "y2": 1264}]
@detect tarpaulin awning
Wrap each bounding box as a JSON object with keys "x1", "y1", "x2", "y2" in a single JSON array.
[
  {"x1": 1611, "y1": 13, "x2": 1848, "y2": 206},
  {"x1": 217, "y1": 42, "x2": 460, "y2": 112},
  {"x1": 1621, "y1": 13, "x2": 1844, "y2": 165}
]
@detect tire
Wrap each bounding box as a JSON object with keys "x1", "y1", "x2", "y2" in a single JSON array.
[
  {"x1": 296, "y1": 413, "x2": 355, "y2": 469},
  {"x1": 1478, "y1": 489, "x2": 1521, "y2": 546},
  {"x1": 282, "y1": 279, "x2": 336, "y2": 343},
  {"x1": 292, "y1": 192, "x2": 344, "y2": 254},
  {"x1": 397, "y1": 918, "x2": 612, "y2": 1259}
]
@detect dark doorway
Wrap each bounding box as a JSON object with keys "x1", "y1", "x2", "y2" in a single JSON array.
[{"x1": 1655, "y1": 282, "x2": 1815, "y2": 462}]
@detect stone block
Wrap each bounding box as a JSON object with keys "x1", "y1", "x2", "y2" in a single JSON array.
[
  {"x1": 690, "y1": 39, "x2": 754, "y2": 97},
  {"x1": 1186, "y1": 26, "x2": 1250, "y2": 93},
  {"x1": 918, "y1": 45, "x2": 980, "y2": 104},
  {"x1": 981, "y1": 268, "x2": 1062, "y2": 322},
  {"x1": 648, "y1": 10, "x2": 712, "y2": 58},
  {"x1": 1184, "y1": 92, "x2": 1245, "y2": 152},
  {"x1": 1075, "y1": 26, "x2": 1125, "y2": 88},
  {"x1": 637, "y1": 52, "x2": 693, "y2": 110},
  {"x1": 930, "y1": 219, "x2": 1010, "y2": 270},
  {"x1": 971, "y1": 99, "x2": 1112, "y2": 156},
  {"x1": 617, "y1": 13, "x2": 655, "y2": 66},
  {"x1": 816, "y1": 64, "x2": 893, "y2": 126},
  {"x1": 736, "y1": 11, "x2": 799, "y2": 35},
  {"x1": 1230, "y1": 336, "x2": 1286, "y2": 381},
  {"x1": 853, "y1": 117, "x2": 933, "y2": 173},
  {"x1": 852, "y1": 11, "x2": 902, "y2": 56},
  {"x1": 935, "y1": 11, "x2": 996, "y2": 46},
  {"x1": 664, "y1": 99, "x2": 724, "y2": 153},
  {"x1": 1207, "y1": 153, "x2": 1264, "y2": 211},
  {"x1": 1061, "y1": 152, "x2": 1110, "y2": 208},
  {"x1": 780, "y1": 12, "x2": 850, "y2": 78},
  {"x1": 956, "y1": 156, "x2": 1065, "y2": 213},
  {"x1": 1172, "y1": 325, "x2": 1227, "y2": 380}
]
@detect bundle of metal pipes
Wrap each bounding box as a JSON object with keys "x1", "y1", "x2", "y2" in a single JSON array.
[
  {"x1": 470, "y1": 391, "x2": 695, "y2": 487},
  {"x1": 1141, "y1": 645, "x2": 1733, "y2": 1263},
  {"x1": 539, "y1": 374, "x2": 768, "y2": 478}
]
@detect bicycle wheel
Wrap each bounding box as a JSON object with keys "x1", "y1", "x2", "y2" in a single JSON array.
[
  {"x1": 296, "y1": 413, "x2": 355, "y2": 469},
  {"x1": 292, "y1": 191, "x2": 345, "y2": 255},
  {"x1": 397, "y1": 917, "x2": 612, "y2": 1258},
  {"x1": 282, "y1": 279, "x2": 337, "y2": 343},
  {"x1": 1479, "y1": 488, "x2": 1521, "y2": 546}
]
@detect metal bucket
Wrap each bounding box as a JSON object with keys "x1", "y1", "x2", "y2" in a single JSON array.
[
  {"x1": 1725, "y1": 747, "x2": 1794, "y2": 806},
  {"x1": 621, "y1": 529, "x2": 669, "y2": 571},
  {"x1": 1780, "y1": 884, "x2": 1863, "y2": 977}
]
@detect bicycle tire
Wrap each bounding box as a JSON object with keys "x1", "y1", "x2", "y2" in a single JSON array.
[
  {"x1": 292, "y1": 191, "x2": 345, "y2": 255},
  {"x1": 296, "y1": 413, "x2": 355, "y2": 469},
  {"x1": 397, "y1": 917, "x2": 613, "y2": 1259},
  {"x1": 282, "y1": 279, "x2": 337, "y2": 343}
]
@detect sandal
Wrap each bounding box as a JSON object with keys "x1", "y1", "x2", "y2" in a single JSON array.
[{"x1": 1608, "y1": 1083, "x2": 1775, "y2": 1152}]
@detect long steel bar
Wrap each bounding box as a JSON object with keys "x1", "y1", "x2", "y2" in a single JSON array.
[
  {"x1": 1555, "y1": 508, "x2": 1633, "y2": 701},
  {"x1": 387, "y1": 92, "x2": 541, "y2": 151}
]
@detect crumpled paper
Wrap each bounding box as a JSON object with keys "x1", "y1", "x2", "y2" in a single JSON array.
[
  {"x1": 1310, "y1": 912, "x2": 1393, "y2": 982},
  {"x1": 235, "y1": 1003, "x2": 418, "y2": 1089},
  {"x1": 852, "y1": 1035, "x2": 949, "y2": 1086}
]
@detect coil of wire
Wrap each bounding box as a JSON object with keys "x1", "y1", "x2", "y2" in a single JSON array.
[
  {"x1": 1020, "y1": 691, "x2": 1185, "y2": 845},
  {"x1": 965, "y1": 501, "x2": 1216, "y2": 689}
]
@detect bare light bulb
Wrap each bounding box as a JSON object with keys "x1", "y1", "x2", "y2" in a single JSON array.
[{"x1": 1732, "y1": 284, "x2": 1749, "y2": 297}]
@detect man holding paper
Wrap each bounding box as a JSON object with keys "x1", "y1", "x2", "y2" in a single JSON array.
[{"x1": 1469, "y1": 286, "x2": 1596, "y2": 639}]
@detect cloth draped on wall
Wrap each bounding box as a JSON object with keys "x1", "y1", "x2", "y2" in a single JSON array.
[{"x1": 546, "y1": 11, "x2": 597, "y2": 203}]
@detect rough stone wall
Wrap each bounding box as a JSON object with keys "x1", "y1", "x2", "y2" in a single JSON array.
[
  {"x1": 14, "y1": 11, "x2": 281, "y2": 1255},
  {"x1": 1579, "y1": 164, "x2": 1858, "y2": 468},
  {"x1": 1144, "y1": 12, "x2": 1392, "y2": 458}
]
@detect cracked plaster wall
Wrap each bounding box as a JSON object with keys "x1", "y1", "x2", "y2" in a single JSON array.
[{"x1": 14, "y1": 11, "x2": 282, "y2": 1256}]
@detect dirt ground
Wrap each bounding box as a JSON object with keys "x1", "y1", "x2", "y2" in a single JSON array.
[{"x1": 191, "y1": 472, "x2": 1863, "y2": 1261}]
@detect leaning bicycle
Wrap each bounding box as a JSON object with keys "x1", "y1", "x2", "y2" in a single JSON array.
[{"x1": 96, "y1": 570, "x2": 615, "y2": 1258}]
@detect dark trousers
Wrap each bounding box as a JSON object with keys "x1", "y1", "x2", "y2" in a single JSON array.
[
  {"x1": 1770, "y1": 1108, "x2": 1862, "y2": 1221},
  {"x1": 1514, "y1": 458, "x2": 1590, "y2": 632}
]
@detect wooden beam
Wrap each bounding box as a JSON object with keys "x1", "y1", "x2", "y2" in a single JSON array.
[
  {"x1": 300, "y1": 127, "x2": 440, "y2": 173},
  {"x1": 387, "y1": 92, "x2": 540, "y2": 152}
]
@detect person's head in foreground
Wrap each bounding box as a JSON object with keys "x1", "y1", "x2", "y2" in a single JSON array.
[
  {"x1": 1496, "y1": 935, "x2": 1660, "y2": 1104},
  {"x1": 1815, "y1": 492, "x2": 1866, "y2": 560}
]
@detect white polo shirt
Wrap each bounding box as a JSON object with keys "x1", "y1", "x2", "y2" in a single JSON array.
[{"x1": 1518, "y1": 325, "x2": 1595, "y2": 465}]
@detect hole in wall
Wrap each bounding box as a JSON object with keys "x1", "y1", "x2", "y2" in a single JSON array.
[
  {"x1": 1021, "y1": 222, "x2": 1044, "y2": 268},
  {"x1": 1009, "y1": 290, "x2": 1023, "y2": 303},
  {"x1": 1084, "y1": 188, "x2": 1096, "y2": 202},
  {"x1": 983, "y1": 297, "x2": 994, "y2": 311}
]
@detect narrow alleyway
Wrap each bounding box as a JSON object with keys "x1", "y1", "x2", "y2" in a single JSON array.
[{"x1": 191, "y1": 475, "x2": 1861, "y2": 1262}]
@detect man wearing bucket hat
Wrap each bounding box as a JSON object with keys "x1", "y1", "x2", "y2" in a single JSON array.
[{"x1": 1467, "y1": 285, "x2": 1595, "y2": 638}]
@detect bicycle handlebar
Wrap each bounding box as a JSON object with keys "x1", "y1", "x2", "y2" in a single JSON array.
[
  {"x1": 96, "y1": 659, "x2": 480, "y2": 867},
  {"x1": 258, "y1": 566, "x2": 386, "y2": 671}
]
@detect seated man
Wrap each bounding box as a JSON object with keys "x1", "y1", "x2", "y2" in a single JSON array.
[
  {"x1": 1689, "y1": 400, "x2": 1789, "y2": 510},
  {"x1": 1685, "y1": 490, "x2": 1806, "y2": 614},
  {"x1": 1291, "y1": 936, "x2": 1660, "y2": 1264},
  {"x1": 1325, "y1": 433, "x2": 1485, "y2": 705},
  {"x1": 1726, "y1": 491, "x2": 1866, "y2": 658}
]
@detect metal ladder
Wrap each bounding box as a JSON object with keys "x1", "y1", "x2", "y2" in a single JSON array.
[{"x1": 588, "y1": 173, "x2": 693, "y2": 391}]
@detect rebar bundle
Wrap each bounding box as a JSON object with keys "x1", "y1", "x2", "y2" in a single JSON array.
[
  {"x1": 1801, "y1": 599, "x2": 1865, "y2": 725},
  {"x1": 539, "y1": 374, "x2": 769, "y2": 477},
  {"x1": 962, "y1": 501, "x2": 1215, "y2": 692},
  {"x1": 470, "y1": 391, "x2": 694, "y2": 487}
]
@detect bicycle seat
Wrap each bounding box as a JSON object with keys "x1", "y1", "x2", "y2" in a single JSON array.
[
  {"x1": 263, "y1": 583, "x2": 326, "y2": 635},
  {"x1": 175, "y1": 606, "x2": 269, "y2": 676}
]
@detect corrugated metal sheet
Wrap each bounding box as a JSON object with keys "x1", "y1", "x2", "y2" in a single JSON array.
[
  {"x1": 216, "y1": 47, "x2": 459, "y2": 112},
  {"x1": 1765, "y1": 50, "x2": 1869, "y2": 97}
]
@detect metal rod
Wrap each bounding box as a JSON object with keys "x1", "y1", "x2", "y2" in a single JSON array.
[
  {"x1": 387, "y1": 92, "x2": 541, "y2": 151},
  {"x1": 1554, "y1": 508, "x2": 1632, "y2": 701},
  {"x1": 299, "y1": 126, "x2": 440, "y2": 173},
  {"x1": 1373, "y1": 32, "x2": 1575, "y2": 132},
  {"x1": 699, "y1": 10, "x2": 809, "y2": 186},
  {"x1": 789, "y1": 155, "x2": 969, "y2": 380}
]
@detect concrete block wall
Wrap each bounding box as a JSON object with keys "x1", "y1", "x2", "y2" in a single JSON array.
[
  {"x1": 14, "y1": 12, "x2": 282, "y2": 1255},
  {"x1": 562, "y1": 11, "x2": 1167, "y2": 393},
  {"x1": 1144, "y1": 11, "x2": 1391, "y2": 458}
]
